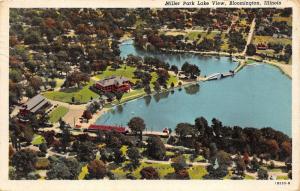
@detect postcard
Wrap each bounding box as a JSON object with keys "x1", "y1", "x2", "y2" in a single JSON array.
[{"x1": 0, "y1": 0, "x2": 299, "y2": 190}]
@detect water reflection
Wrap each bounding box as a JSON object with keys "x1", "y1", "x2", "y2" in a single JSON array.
[
  {"x1": 116, "y1": 105, "x2": 123, "y2": 113},
  {"x1": 144, "y1": 95, "x2": 152, "y2": 106},
  {"x1": 184, "y1": 84, "x2": 200, "y2": 95},
  {"x1": 153, "y1": 91, "x2": 170, "y2": 103}
]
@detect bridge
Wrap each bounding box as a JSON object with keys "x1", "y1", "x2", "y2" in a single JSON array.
[{"x1": 206, "y1": 71, "x2": 235, "y2": 81}]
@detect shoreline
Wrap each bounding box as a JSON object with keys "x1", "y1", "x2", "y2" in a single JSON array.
[
  {"x1": 120, "y1": 39, "x2": 292, "y2": 79},
  {"x1": 74, "y1": 41, "x2": 292, "y2": 129},
  {"x1": 78, "y1": 76, "x2": 207, "y2": 128}
]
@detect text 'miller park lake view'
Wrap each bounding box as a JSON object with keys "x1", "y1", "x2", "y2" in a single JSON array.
[{"x1": 9, "y1": 8, "x2": 292, "y2": 180}]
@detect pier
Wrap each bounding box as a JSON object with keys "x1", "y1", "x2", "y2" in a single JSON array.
[{"x1": 205, "y1": 71, "x2": 235, "y2": 81}]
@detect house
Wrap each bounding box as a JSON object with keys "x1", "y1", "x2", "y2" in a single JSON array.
[
  {"x1": 95, "y1": 76, "x2": 131, "y2": 93},
  {"x1": 19, "y1": 94, "x2": 51, "y2": 115},
  {"x1": 256, "y1": 43, "x2": 268, "y2": 50}
]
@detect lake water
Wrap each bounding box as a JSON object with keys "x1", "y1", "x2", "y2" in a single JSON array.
[{"x1": 96, "y1": 41, "x2": 292, "y2": 136}]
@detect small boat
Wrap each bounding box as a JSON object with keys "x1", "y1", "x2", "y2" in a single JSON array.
[{"x1": 232, "y1": 57, "x2": 238, "y2": 62}]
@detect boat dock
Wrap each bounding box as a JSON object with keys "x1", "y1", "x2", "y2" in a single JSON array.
[{"x1": 205, "y1": 71, "x2": 235, "y2": 81}]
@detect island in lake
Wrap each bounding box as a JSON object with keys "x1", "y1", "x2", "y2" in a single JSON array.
[{"x1": 9, "y1": 8, "x2": 292, "y2": 180}]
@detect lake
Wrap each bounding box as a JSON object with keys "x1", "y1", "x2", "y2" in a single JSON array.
[{"x1": 96, "y1": 40, "x2": 292, "y2": 136}]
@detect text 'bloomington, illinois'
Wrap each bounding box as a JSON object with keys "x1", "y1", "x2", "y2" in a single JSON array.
[{"x1": 165, "y1": 0, "x2": 282, "y2": 6}]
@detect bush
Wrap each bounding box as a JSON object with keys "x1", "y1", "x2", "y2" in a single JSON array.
[{"x1": 140, "y1": 167, "x2": 159, "y2": 179}]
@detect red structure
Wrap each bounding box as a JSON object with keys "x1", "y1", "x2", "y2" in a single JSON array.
[
  {"x1": 95, "y1": 76, "x2": 131, "y2": 93},
  {"x1": 257, "y1": 43, "x2": 268, "y2": 50},
  {"x1": 88, "y1": 124, "x2": 129, "y2": 134}
]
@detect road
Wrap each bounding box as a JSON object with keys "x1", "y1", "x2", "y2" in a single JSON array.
[{"x1": 242, "y1": 18, "x2": 256, "y2": 56}]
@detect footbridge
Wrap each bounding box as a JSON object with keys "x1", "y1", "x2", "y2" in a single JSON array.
[{"x1": 206, "y1": 71, "x2": 235, "y2": 81}]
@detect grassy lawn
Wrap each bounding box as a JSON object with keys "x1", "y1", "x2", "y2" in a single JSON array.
[
  {"x1": 272, "y1": 16, "x2": 292, "y2": 26},
  {"x1": 269, "y1": 168, "x2": 283, "y2": 172},
  {"x1": 94, "y1": 65, "x2": 178, "y2": 88},
  {"x1": 244, "y1": 174, "x2": 255, "y2": 180},
  {"x1": 223, "y1": 170, "x2": 233, "y2": 179},
  {"x1": 239, "y1": 19, "x2": 248, "y2": 27},
  {"x1": 120, "y1": 145, "x2": 128, "y2": 156},
  {"x1": 93, "y1": 65, "x2": 137, "y2": 83},
  {"x1": 112, "y1": 160, "x2": 208, "y2": 179},
  {"x1": 188, "y1": 165, "x2": 208, "y2": 179},
  {"x1": 49, "y1": 106, "x2": 69, "y2": 123},
  {"x1": 112, "y1": 161, "x2": 175, "y2": 179},
  {"x1": 43, "y1": 81, "x2": 99, "y2": 104},
  {"x1": 31, "y1": 134, "x2": 46, "y2": 145},
  {"x1": 187, "y1": 31, "x2": 221, "y2": 42},
  {"x1": 166, "y1": 151, "x2": 175, "y2": 157},
  {"x1": 194, "y1": 155, "x2": 205, "y2": 162},
  {"x1": 253, "y1": 35, "x2": 291, "y2": 46},
  {"x1": 54, "y1": 78, "x2": 65, "y2": 89},
  {"x1": 276, "y1": 175, "x2": 288, "y2": 180},
  {"x1": 78, "y1": 165, "x2": 88, "y2": 180}
]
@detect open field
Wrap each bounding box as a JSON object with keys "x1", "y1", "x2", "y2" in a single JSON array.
[
  {"x1": 187, "y1": 31, "x2": 221, "y2": 42},
  {"x1": 188, "y1": 165, "x2": 207, "y2": 179},
  {"x1": 253, "y1": 35, "x2": 291, "y2": 46},
  {"x1": 93, "y1": 65, "x2": 137, "y2": 82},
  {"x1": 43, "y1": 81, "x2": 99, "y2": 104},
  {"x1": 272, "y1": 16, "x2": 292, "y2": 26},
  {"x1": 49, "y1": 106, "x2": 69, "y2": 123},
  {"x1": 112, "y1": 161, "x2": 175, "y2": 179}
]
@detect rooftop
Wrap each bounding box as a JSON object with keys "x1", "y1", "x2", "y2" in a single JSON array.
[
  {"x1": 96, "y1": 76, "x2": 130, "y2": 87},
  {"x1": 22, "y1": 94, "x2": 49, "y2": 113}
]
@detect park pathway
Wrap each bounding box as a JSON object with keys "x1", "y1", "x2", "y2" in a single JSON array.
[{"x1": 242, "y1": 18, "x2": 256, "y2": 56}]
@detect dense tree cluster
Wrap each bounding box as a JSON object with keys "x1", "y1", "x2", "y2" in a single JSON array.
[{"x1": 172, "y1": 116, "x2": 291, "y2": 162}]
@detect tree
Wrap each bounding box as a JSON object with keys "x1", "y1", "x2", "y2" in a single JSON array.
[
  {"x1": 24, "y1": 31, "x2": 41, "y2": 45},
  {"x1": 76, "y1": 141, "x2": 96, "y2": 162},
  {"x1": 170, "y1": 82, "x2": 175, "y2": 88},
  {"x1": 171, "y1": 155, "x2": 188, "y2": 173},
  {"x1": 146, "y1": 136, "x2": 166, "y2": 160},
  {"x1": 127, "y1": 147, "x2": 141, "y2": 168},
  {"x1": 195, "y1": 116, "x2": 208, "y2": 137},
  {"x1": 170, "y1": 65, "x2": 179, "y2": 74},
  {"x1": 9, "y1": 69, "x2": 23, "y2": 83},
  {"x1": 115, "y1": 91, "x2": 124, "y2": 103},
  {"x1": 257, "y1": 168, "x2": 269, "y2": 180},
  {"x1": 83, "y1": 110, "x2": 93, "y2": 121},
  {"x1": 140, "y1": 167, "x2": 159, "y2": 179},
  {"x1": 87, "y1": 159, "x2": 107, "y2": 179},
  {"x1": 29, "y1": 76, "x2": 43, "y2": 91},
  {"x1": 128, "y1": 117, "x2": 146, "y2": 142},
  {"x1": 61, "y1": 126, "x2": 71, "y2": 152},
  {"x1": 65, "y1": 71, "x2": 90, "y2": 88},
  {"x1": 144, "y1": 85, "x2": 151, "y2": 94},
  {"x1": 265, "y1": 139, "x2": 279, "y2": 159},
  {"x1": 47, "y1": 160, "x2": 71, "y2": 180},
  {"x1": 175, "y1": 123, "x2": 194, "y2": 141},
  {"x1": 12, "y1": 149, "x2": 37, "y2": 178},
  {"x1": 235, "y1": 155, "x2": 246, "y2": 176},
  {"x1": 46, "y1": 157, "x2": 80, "y2": 180},
  {"x1": 181, "y1": 62, "x2": 200, "y2": 79},
  {"x1": 151, "y1": 80, "x2": 160, "y2": 91},
  {"x1": 281, "y1": 141, "x2": 292, "y2": 159},
  {"x1": 250, "y1": 156, "x2": 260, "y2": 171},
  {"x1": 156, "y1": 69, "x2": 170, "y2": 86},
  {"x1": 246, "y1": 44, "x2": 256, "y2": 56}
]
